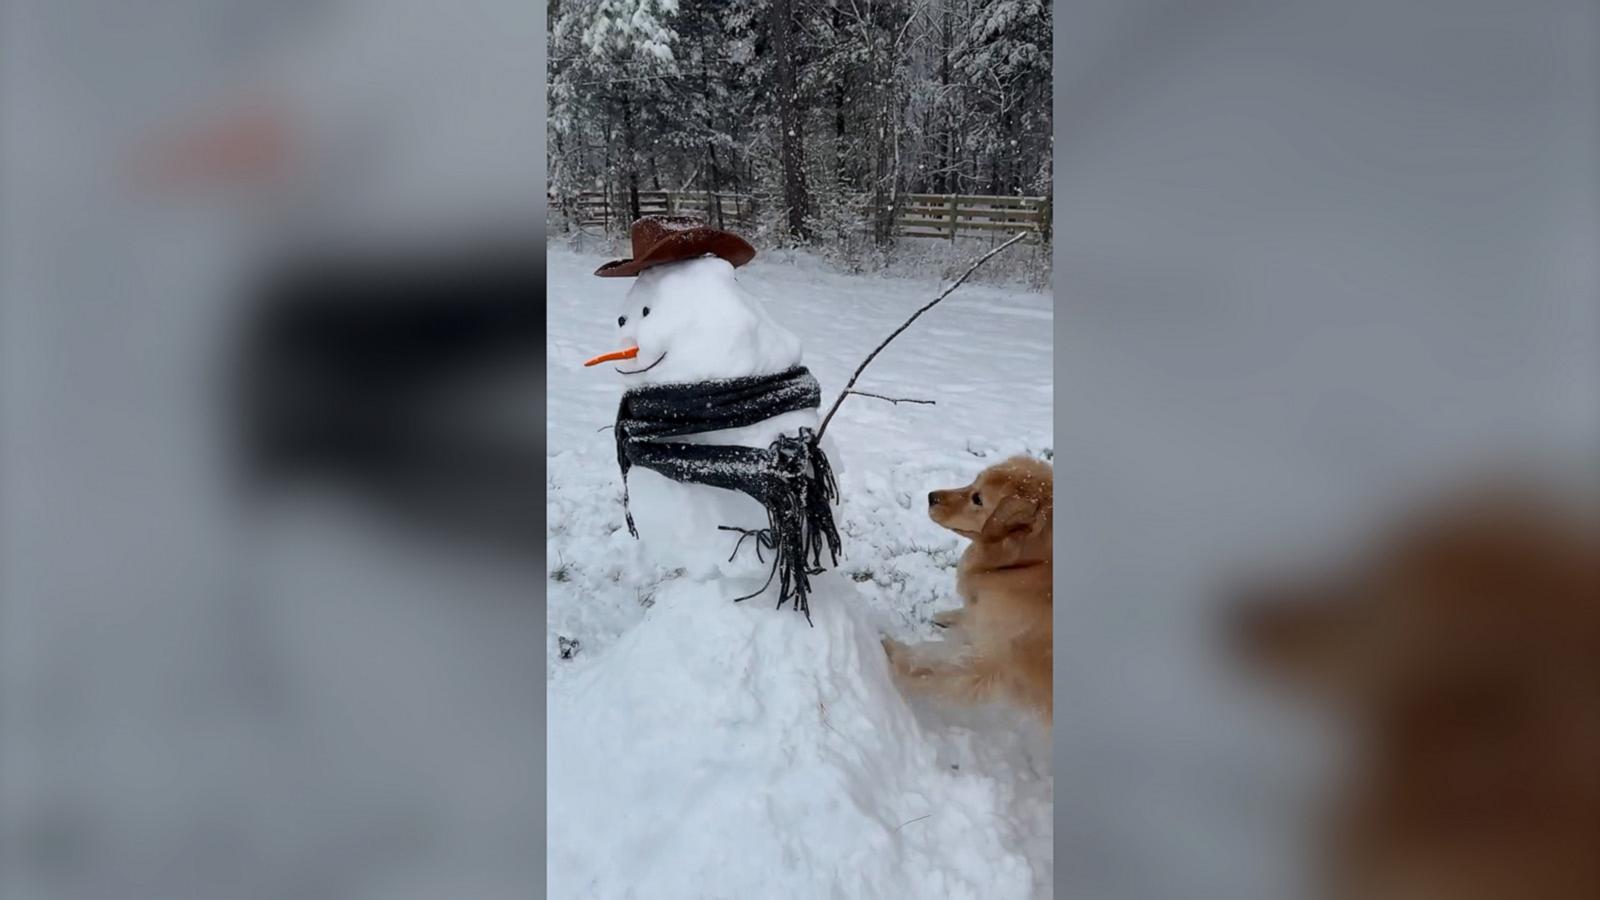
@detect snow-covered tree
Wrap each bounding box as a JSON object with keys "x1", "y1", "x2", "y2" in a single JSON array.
[
  {"x1": 955, "y1": 0, "x2": 1049, "y2": 195},
  {"x1": 549, "y1": 0, "x2": 1051, "y2": 247}
]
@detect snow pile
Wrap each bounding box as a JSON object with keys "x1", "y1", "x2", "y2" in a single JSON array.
[
  {"x1": 548, "y1": 246, "x2": 1054, "y2": 898},
  {"x1": 548, "y1": 576, "x2": 1034, "y2": 899}
]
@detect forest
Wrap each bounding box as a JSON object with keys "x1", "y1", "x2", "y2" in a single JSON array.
[{"x1": 548, "y1": 0, "x2": 1053, "y2": 250}]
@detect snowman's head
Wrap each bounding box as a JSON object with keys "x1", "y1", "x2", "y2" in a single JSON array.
[{"x1": 585, "y1": 256, "x2": 802, "y2": 385}]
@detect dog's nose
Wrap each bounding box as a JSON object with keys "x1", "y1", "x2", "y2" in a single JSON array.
[{"x1": 927, "y1": 491, "x2": 939, "y2": 507}]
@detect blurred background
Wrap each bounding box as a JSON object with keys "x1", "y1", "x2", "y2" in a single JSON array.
[
  {"x1": 2, "y1": 1, "x2": 546, "y2": 898},
  {"x1": 1056, "y1": 1, "x2": 1597, "y2": 898}
]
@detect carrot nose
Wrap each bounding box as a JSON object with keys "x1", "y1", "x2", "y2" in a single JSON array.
[{"x1": 583, "y1": 346, "x2": 640, "y2": 367}]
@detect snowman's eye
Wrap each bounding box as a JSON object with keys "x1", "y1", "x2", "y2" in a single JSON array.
[
  {"x1": 618, "y1": 315, "x2": 626, "y2": 327},
  {"x1": 642, "y1": 307, "x2": 650, "y2": 317}
]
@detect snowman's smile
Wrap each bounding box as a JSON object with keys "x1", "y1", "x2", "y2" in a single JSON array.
[{"x1": 615, "y1": 351, "x2": 667, "y2": 375}]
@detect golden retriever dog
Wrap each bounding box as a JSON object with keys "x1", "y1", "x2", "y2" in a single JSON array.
[
  {"x1": 1232, "y1": 481, "x2": 1600, "y2": 900},
  {"x1": 883, "y1": 455, "x2": 1053, "y2": 723}
]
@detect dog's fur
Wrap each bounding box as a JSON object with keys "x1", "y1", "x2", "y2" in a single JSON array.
[
  {"x1": 883, "y1": 455, "x2": 1053, "y2": 722},
  {"x1": 1232, "y1": 482, "x2": 1600, "y2": 900}
]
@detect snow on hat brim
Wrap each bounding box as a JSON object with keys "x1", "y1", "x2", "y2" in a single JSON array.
[{"x1": 594, "y1": 216, "x2": 757, "y2": 278}]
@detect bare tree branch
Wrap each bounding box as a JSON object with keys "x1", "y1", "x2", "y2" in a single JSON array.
[
  {"x1": 675, "y1": 162, "x2": 703, "y2": 193},
  {"x1": 845, "y1": 390, "x2": 936, "y2": 406},
  {"x1": 814, "y1": 230, "x2": 1030, "y2": 441}
]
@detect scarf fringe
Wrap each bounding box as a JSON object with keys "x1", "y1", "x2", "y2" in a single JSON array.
[{"x1": 719, "y1": 429, "x2": 840, "y2": 624}]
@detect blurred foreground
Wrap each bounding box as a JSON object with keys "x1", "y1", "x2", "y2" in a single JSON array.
[
  {"x1": 1234, "y1": 479, "x2": 1599, "y2": 900},
  {"x1": 1056, "y1": 1, "x2": 1598, "y2": 898},
  {"x1": 2, "y1": 1, "x2": 545, "y2": 897}
]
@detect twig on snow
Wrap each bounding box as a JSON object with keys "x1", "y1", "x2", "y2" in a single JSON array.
[
  {"x1": 814, "y1": 230, "x2": 1029, "y2": 442},
  {"x1": 893, "y1": 814, "x2": 932, "y2": 833}
]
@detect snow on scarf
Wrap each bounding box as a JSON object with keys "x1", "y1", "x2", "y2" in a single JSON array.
[{"x1": 613, "y1": 366, "x2": 841, "y2": 623}]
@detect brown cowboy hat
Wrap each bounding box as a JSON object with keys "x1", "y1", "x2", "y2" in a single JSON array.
[{"x1": 594, "y1": 215, "x2": 757, "y2": 278}]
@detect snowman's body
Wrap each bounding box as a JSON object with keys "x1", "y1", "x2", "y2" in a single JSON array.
[
  {"x1": 610, "y1": 256, "x2": 839, "y2": 581},
  {"x1": 626, "y1": 409, "x2": 822, "y2": 580}
]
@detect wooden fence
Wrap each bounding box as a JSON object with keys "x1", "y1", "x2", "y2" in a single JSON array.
[
  {"x1": 563, "y1": 190, "x2": 1049, "y2": 242},
  {"x1": 568, "y1": 191, "x2": 759, "y2": 231},
  {"x1": 892, "y1": 193, "x2": 1049, "y2": 242}
]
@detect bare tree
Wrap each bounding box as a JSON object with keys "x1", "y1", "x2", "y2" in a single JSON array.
[{"x1": 770, "y1": 0, "x2": 811, "y2": 241}]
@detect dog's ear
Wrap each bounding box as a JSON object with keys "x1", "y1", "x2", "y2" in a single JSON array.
[{"x1": 981, "y1": 495, "x2": 1040, "y2": 542}]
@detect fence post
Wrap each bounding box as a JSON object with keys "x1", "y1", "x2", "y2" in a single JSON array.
[
  {"x1": 948, "y1": 194, "x2": 959, "y2": 242},
  {"x1": 664, "y1": 191, "x2": 676, "y2": 215}
]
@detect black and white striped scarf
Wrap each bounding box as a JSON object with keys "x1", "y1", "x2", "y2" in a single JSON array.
[{"x1": 613, "y1": 366, "x2": 841, "y2": 622}]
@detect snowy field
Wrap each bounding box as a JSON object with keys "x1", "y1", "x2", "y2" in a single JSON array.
[{"x1": 545, "y1": 243, "x2": 1054, "y2": 897}]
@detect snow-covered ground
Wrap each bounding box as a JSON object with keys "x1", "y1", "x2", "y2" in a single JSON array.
[{"x1": 545, "y1": 243, "x2": 1054, "y2": 897}]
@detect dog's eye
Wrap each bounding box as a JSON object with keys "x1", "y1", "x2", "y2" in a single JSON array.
[
  {"x1": 642, "y1": 306, "x2": 650, "y2": 317},
  {"x1": 972, "y1": 492, "x2": 983, "y2": 506},
  {"x1": 618, "y1": 315, "x2": 627, "y2": 327}
]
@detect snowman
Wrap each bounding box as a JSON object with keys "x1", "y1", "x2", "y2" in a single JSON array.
[{"x1": 583, "y1": 216, "x2": 843, "y2": 615}]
